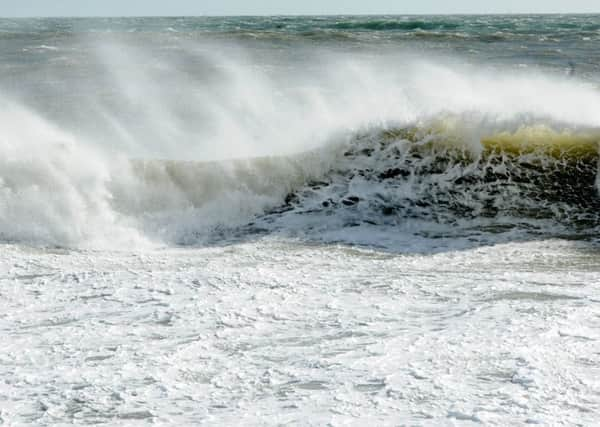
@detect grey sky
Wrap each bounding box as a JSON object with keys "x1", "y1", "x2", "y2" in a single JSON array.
[{"x1": 1, "y1": 0, "x2": 599, "y2": 17}]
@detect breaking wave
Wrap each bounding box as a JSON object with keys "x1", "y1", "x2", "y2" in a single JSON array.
[
  {"x1": 1, "y1": 48, "x2": 600, "y2": 248},
  {"x1": 256, "y1": 123, "x2": 600, "y2": 244}
]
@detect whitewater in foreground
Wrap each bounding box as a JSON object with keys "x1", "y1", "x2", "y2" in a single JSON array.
[{"x1": 1, "y1": 15, "x2": 600, "y2": 425}]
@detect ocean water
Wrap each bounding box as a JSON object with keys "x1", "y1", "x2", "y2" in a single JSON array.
[{"x1": 1, "y1": 15, "x2": 600, "y2": 425}]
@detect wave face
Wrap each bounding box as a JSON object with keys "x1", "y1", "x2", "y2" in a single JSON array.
[
  {"x1": 1, "y1": 16, "x2": 600, "y2": 248},
  {"x1": 254, "y1": 124, "x2": 600, "y2": 246}
]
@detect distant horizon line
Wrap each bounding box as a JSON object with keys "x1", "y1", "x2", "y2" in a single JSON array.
[{"x1": 1, "y1": 12, "x2": 599, "y2": 19}]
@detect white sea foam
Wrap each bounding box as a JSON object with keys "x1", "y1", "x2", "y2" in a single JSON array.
[{"x1": 2, "y1": 238, "x2": 599, "y2": 425}]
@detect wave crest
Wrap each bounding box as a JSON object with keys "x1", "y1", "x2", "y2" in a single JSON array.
[{"x1": 2, "y1": 50, "x2": 600, "y2": 248}]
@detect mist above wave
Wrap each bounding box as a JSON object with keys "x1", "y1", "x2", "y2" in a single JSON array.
[{"x1": 1, "y1": 41, "x2": 600, "y2": 247}]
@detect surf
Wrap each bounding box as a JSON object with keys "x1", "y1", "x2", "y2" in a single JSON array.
[{"x1": 1, "y1": 45, "x2": 600, "y2": 247}]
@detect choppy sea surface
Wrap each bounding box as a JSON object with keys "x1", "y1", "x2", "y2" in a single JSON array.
[{"x1": 1, "y1": 15, "x2": 600, "y2": 425}]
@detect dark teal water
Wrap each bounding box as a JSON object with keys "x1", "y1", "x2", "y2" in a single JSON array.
[
  {"x1": 1, "y1": 15, "x2": 599, "y2": 73},
  {"x1": 2, "y1": 15, "x2": 600, "y2": 37}
]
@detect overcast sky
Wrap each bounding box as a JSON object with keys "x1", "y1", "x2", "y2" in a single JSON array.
[{"x1": 2, "y1": 0, "x2": 599, "y2": 17}]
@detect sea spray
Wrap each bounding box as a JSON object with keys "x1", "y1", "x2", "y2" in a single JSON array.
[{"x1": 1, "y1": 42, "x2": 600, "y2": 246}]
